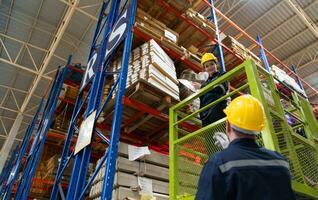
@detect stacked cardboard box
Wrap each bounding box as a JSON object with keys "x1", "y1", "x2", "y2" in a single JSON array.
[
  {"x1": 135, "y1": 8, "x2": 202, "y2": 68},
  {"x1": 30, "y1": 162, "x2": 47, "y2": 197},
  {"x1": 222, "y1": 36, "x2": 262, "y2": 66},
  {"x1": 43, "y1": 155, "x2": 72, "y2": 182},
  {"x1": 136, "y1": 8, "x2": 179, "y2": 44},
  {"x1": 65, "y1": 86, "x2": 78, "y2": 100},
  {"x1": 89, "y1": 142, "x2": 169, "y2": 200},
  {"x1": 185, "y1": 8, "x2": 215, "y2": 35},
  {"x1": 113, "y1": 39, "x2": 179, "y2": 100},
  {"x1": 135, "y1": 8, "x2": 181, "y2": 54}
]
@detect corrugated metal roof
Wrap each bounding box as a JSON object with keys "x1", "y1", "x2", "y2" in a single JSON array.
[
  {"x1": 217, "y1": 0, "x2": 317, "y2": 98},
  {"x1": 295, "y1": 0, "x2": 315, "y2": 8}
]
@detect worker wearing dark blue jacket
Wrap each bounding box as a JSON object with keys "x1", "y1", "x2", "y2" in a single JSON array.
[
  {"x1": 196, "y1": 95, "x2": 295, "y2": 200},
  {"x1": 199, "y1": 53, "x2": 228, "y2": 127}
]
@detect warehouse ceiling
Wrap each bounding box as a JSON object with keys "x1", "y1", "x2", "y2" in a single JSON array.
[{"x1": 0, "y1": 0, "x2": 317, "y2": 150}]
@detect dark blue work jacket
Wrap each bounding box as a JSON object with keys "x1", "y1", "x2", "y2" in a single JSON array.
[
  {"x1": 200, "y1": 72, "x2": 228, "y2": 126},
  {"x1": 195, "y1": 138, "x2": 295, "y2": 200}
]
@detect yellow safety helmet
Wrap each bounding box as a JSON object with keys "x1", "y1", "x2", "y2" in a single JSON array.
[
  {"x1": 224, "y1": 95, "x2": 265, "y2": 134},
  {"x1": 201, "y1": 53, "x2": 218, "y2": 65}
]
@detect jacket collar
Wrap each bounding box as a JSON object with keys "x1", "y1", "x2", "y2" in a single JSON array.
[
  {"x1": 229, "y1": 138, "x2": 260, "y2": 148},
  {"x1": 208, "y1": 71, "x2": 220, "y2": 80}
]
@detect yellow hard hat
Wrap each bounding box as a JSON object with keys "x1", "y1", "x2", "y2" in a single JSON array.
[
  {"x1": 201, "y1": 53, "x2": 218, "y2": 65},
  {"x1": 224, "y1": 95, "x2": 265, "y2": 134}
]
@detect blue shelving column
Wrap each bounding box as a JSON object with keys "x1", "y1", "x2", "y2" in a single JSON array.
[
  {"x1": 290, "y1": 65, "x2": 306, "y2": 97},
  {"x1": 1, "y1": 99, "x2": 43, "y2": 200},
  {"x1": 51, "y1": 0, "x2": 137, "y2": 199},
  {"x1": 257, "y1": 35, "x2": 271, "y2": 73},
  {"x1": 50, "y1": 1, "x2": 109, "y2": 198},
  {"x1": 208, "y1": 0, "x2": 226, "y2": 73},
  {"x1": 0, "y1": 145, "x2": 18, "y2": 197},
  {"x1": 14, "y1": 57, "x2": 71, "y2": 200}
]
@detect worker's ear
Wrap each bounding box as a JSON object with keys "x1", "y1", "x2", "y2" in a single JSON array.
[
  {"x1": 226, "y1": 121, "x2": 231, "y2": 134},
  {"x1": 214, "y1": 63, "x2": 218, "y2": 72}
]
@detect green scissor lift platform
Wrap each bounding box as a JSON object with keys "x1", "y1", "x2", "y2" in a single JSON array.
[{"x1": 169, "y1": 60, "x2": 318, "y2": 200}]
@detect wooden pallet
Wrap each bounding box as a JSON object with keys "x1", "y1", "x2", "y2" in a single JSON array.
[
  {"x1": 100, "y1": 80, "x2": 178, "y2": 144},
  {"x1": 135, "y1": 0, "x2": 206, "y2": 67}
]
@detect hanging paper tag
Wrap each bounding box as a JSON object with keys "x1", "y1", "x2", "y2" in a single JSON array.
[
  {"x1": 74, "y1": 111, "x2": 96, "y2": 154},
  {"x1": 128, "y1": 145, "x2": 151, "y2": 161},
  {"x1": 138, "y1": 176, "x2": 153, "y2": 196}
]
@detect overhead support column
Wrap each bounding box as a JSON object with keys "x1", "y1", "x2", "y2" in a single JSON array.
[{"x1": 0, "y1": 113, "x2": 23, "y2": 173}]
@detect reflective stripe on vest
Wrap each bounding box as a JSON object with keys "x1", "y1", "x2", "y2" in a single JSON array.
[{"x1": 219, "y1": 159, "x2": 290, "y2": 173}]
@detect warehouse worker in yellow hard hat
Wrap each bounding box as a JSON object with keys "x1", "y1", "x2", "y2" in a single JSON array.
[
  {"x1": 199, "y1": 53, "x2": 229, "y2": 127},
  {"x1": 195, "y1": 95, "x2": 295, "y2": 200}
]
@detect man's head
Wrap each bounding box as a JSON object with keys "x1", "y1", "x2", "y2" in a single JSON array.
[
  {"x1": 223, "y1": 95, "x2": 265, "y2": 142},
  {"x1": 201, "y1": 53, "x2": 218, "y2": 76}
]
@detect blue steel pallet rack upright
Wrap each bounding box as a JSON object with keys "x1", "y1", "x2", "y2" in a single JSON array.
[
  {"x1": 208, "y1": 0, "x2": 226, "y2": 73},
  {"x1": 12, "y1": 57, "x2": 72, "y2": 200},
  {"x1": 0, "y1": 99, "x2": 43, "y2": 199},
  {"x1": 51, "y1": 0, "x2": 137, "y2": 199},
  {"x1": 0, "y1": 145, "x2": 18, "y2": 197}
]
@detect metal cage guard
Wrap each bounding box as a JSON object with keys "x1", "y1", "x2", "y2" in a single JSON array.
[{"x1": 169, "y1": 59, "x2": 318, "y2": 200}]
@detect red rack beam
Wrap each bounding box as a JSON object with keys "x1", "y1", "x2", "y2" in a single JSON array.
[
  {"x1": 123, "y1": 96, "x2": 168, "y2": 120},
  {"x1": 123, "y1": 111, "x2": 146, "y2": 128},
  {"x1": 157, "y1": 0, "x2": 214, "y2": 41},
  {"x1": 158, "y1": 8, "x2": 169, "y2": 19},
  {"x1": 122, "y1": 96, "x2": 198, "y2": 132},
  {"x1": 67, "y1": 65, "x2": 84, "y2": 74},
  {"x1": 96, "y1": 122, "x2": 145, "y2": 145},
  {"x1": 179, "y1": 24, "x2": 191, "y2": 35},
  {"x1": 133, "y1": 27, "x2": 202, "y2": 72},
  {"x1": 201, "y1": 0, "x2": 318, "y2": 95},
  {"x1": 31, "y1": 178, "x2": 68, "y2": 187},
  {"x1": 155, "y1": 0, "x2": 244, "y2": 65}
]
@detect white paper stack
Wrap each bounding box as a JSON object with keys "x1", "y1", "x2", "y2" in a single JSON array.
[
  {"x1": 112, "y1": 39, "x2": 179, "y2": 100},
  {"x1": 271, "y1": 65, "x2": 306, "y2": 96},
  {"x1": 88, "y1": 143, "x2": 169, "y2": 200}
]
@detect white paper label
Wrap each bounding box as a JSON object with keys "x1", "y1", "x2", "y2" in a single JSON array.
[
  {"x1": 138, "y1": 177, "x2": 153, "y2": 195},
  {"x1": 128, "y1": 145, "x2": 151, "y2": 161},
  {"x1": 74, "y1": 111, "x2": 96, "y2": 155},
  {"x1": 164, "y1": 30, "x2": 177, "y2": 43}
]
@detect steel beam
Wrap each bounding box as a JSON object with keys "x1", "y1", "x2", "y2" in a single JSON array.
[
  {"x1": 218, "y1": 0, "x2": 250, "y2": 28},
  {"x1": 282, "y1": 40, "x2": 318, "y2": 65},
  {"x1": 0, "y1": 113, "x2": 23, "y2": 173},
  {"x1": 247, "y1": 1, "x2": 318, "y2": 51},
  {"x1": 0, "y1": 31, "x2": 66, "y2": 63},
  {"x1": 286, "y1": 0, "x2": 318, "y2": 38},
  {"x1": 0, "y1": 135, "x2": 22, "y2": 142},
  {"x1": 0, "y1": 0, "x2": 78, "y2": 182},
  {"x1": 234, "y1": 1, "x2": 285, "y2": 40},
  {"x1": 0, "y1": 106, "x2": 33, "y2": 118},
  {"x1": 19, "y1": 0, "x2": 79, "y2": 113},
  {"x1": 271, "y1": 29, "x2": 309, "y2": 53},
  {"x1": 0, "y1": 85, "x2": 41, "y2": 100},
  {"x1": 0, "y1": 11, "x2": 89, "y2": 52},
  {"x1": 58, "y1": 0, "x2": 98, "y2": 21}
]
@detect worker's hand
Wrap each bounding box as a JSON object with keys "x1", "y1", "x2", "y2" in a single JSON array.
[
  {"x1": 213, "y1": 132, "x2": 229, "y2": 149},
  {"x1": 196, "y1": 72, "x2": 209, "y2": 82}
]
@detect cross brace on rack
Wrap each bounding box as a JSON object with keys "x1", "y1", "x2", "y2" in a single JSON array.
[
  {"x1": 0, "y1": 99, "x2": 43, "y2": 200},
  {"x1": 51, "y1": 0, "x2": 137, "y2": 199},
  {"x1": 13, "y1": 57, "x2": 72, "y2": 200}
]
